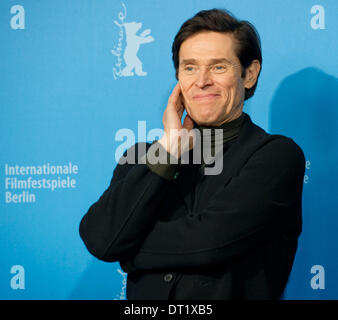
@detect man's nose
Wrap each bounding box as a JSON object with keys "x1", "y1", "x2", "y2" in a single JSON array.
[{"x1": 195, "y1": 68, "x2": 213, "y2": 88}]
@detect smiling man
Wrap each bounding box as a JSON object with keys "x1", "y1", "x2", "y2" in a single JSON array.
[
  {"x1": 178, "y1": 32, "x2": 258, "y2": 126},
  {"x1": 80, "y1": 9, "x2": 305, "y2": 300}
]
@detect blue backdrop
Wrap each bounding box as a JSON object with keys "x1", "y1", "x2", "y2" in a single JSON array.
[{"x1": 1, "y1": 0, "x2": 337, "y2": 300}]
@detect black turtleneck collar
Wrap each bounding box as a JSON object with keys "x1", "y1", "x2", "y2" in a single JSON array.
[
  {"x1": 195, "y1": 112, "x2": 245, "y2": 130},
  {"x1": 194, "y1": 112, "x2": 245, "y2": 144}
]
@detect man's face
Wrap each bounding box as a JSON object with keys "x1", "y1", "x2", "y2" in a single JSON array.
[{"x1": 178, "y1": 31, "x2": 251, "y2": 126}]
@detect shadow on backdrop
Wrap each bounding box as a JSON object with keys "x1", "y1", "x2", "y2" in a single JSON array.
[{"x1": 269, "y1": 67, "x2": 338, "y2": 299}]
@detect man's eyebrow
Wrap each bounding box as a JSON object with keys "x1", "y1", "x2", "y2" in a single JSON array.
[{"x1": 180, "y1": 58, "x2": 233, "y2": 65}]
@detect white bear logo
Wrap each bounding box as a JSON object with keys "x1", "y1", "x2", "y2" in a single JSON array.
[
  {"x1": 112, "y1": 3, "x2": 154, "y2": 79},
  {"x1": 121, "y1": 22, "x2": 154, "y2": 76}
]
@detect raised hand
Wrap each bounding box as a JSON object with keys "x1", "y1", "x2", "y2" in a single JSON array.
[{"x1": 158, "y1": 83, "x2": 195, "y2": 160}]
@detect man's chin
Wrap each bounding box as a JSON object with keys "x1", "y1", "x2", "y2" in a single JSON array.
[
  {"x1": 187, "y1": 107, "x2": 222, "y2": 127},
  {"x1": 192, "y1": 117, "x2": 219, "y2": 127}
]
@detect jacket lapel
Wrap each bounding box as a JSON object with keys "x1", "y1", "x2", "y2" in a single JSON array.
[{"x1": 179, "y1": 113, "x2": 271, "y2": 213}]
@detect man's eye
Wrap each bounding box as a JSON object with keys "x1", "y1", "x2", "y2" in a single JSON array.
[
  {"x1": 213, "y1": 65, "x2": 227, "y2": 72},
  {"x1": 185, "y1": 66, "x2": 195, "y2": 72}
]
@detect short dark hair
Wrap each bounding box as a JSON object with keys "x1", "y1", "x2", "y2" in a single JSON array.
[{"x1": 172, "y1": 8, "x2": 262, "y2": 100}]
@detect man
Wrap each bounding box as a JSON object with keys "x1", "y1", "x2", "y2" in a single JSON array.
[{"x1": 79, "y1": 9, "x2": 305, "y2": 300}]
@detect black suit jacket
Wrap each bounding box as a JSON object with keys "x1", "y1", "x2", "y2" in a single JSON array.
[{"x1": 79, "y1": 113, "x2": 305, "y2": 300}]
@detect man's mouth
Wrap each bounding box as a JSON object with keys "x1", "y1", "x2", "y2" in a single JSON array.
[{"x1": 192, "y1": 93, "x2": 220, "y2": 102}]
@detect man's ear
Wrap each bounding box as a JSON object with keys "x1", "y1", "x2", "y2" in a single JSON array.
[{"x1": 244, "y1": 60, "x2": 261, "y2": 89}]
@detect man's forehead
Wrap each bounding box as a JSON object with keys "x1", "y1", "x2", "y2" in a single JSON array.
[
  {"x1": 180, "y1": 31, "x2": 237, "y2": 47},
  {"x1": 179, "y1": 31, "x2": 239, "y2": 62}
]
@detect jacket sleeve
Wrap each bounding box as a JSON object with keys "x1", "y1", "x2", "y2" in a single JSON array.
[
  {"x1": 79, "y1": 143, "x2": 177, "y2": 261},
  {"x1": 130, "y1": 137, "x2": 305, "y2": 270}
]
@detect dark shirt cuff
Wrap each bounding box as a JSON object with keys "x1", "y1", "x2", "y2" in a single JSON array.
[{"x1": 145, "y1": 141, "x2": 179, "y2": 180}]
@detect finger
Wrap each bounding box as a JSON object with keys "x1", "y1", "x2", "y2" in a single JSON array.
[
  {"x1": 183, "y1": 114, "x2": 194, "y2": 130},
  {"x1": 167, "y1": 83, "x2": 181, "y2": 106},
  {"x1": 177, "y1": 98, "x2": 184, "y2": 118},
  {"x1": 177, "y1": 107, "x2": 184, "y2": 118}
]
